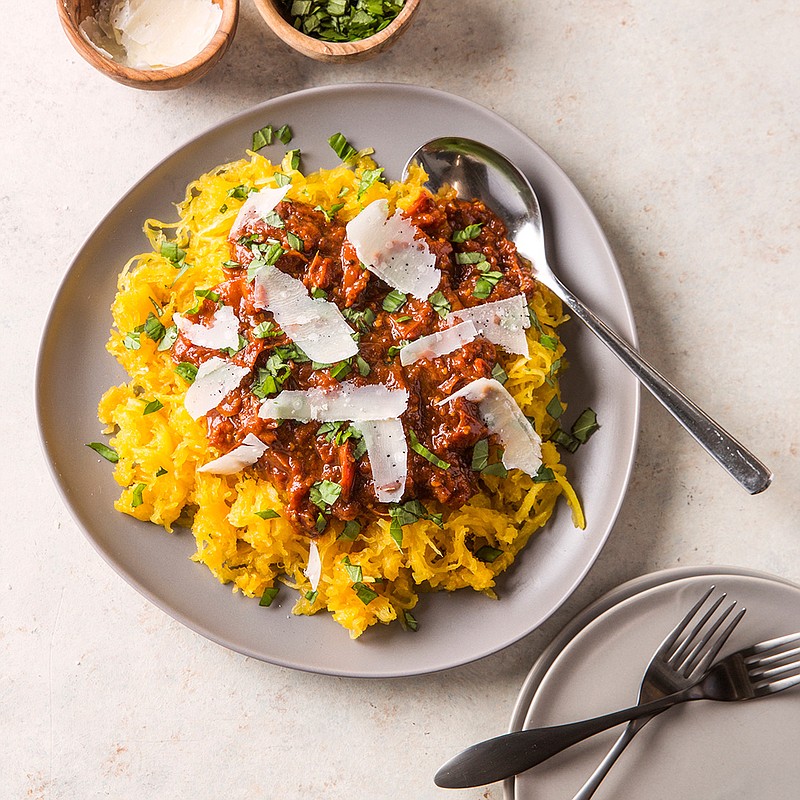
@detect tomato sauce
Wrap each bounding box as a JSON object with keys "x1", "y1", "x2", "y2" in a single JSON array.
[{"x1": 172, "y1": 193, "x2": 538, "y2": 533}]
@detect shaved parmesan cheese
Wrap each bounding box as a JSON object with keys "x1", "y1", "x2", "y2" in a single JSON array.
[
  {"x1": 174, "y1": 304, "x2": 240, "y2": 352},
  {"x1": 197, "y1": 433, "x2": 267, "y2": 475},
  {"x1": 253, "y1": 266, "x2": 358, "y2": 364},
  {"x1": 230, "y1": 185, "x2": 290, "y2": 240},
  {"x1": 345, "y1": 199, "x2": 440, "y2": 299},
  {"x1": 81, "y1": 0, "x2": 223, "y2": 70},
  {"x1": 399, "y1": 320, "x2": 478, "y2": 366},
  {"x1": 184, "y1": 356, "x2": 249, "y2": 420},
  {"x1": 447, "y1": 294, "x2": 530, "y2": 356},
  {"x1": 439, "y1": 378, "x2": 542, "y2": 476},
  {"x1": 358, "y1": 419, "x2": 408, "y2": 503},
  {"x1": 259, "y1": 384, "x2": 408, "y2": 422},
  {"x1": 305, "y1": 541, "x2": 322, "y2": 591}
]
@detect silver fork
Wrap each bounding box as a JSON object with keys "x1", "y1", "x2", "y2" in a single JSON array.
[
  {"x1": 571, "y1": 587, "x2": 743, "y2": 799},
  {"x1": 435, "y1": 586, "x2": 745, "y2": 789},
  {"x1": 572, "y1": 627, "x2": 800, "y2": 799}
]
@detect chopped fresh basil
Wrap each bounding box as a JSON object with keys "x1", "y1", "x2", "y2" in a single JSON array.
[
  {"x1": 122, "y1": 328, "x2": 142, "y2": 350},
  {"x1": 194, "y1": 288, "x2": 220, "y2": 303},
  {"x1": 227, "y1": 184, "x2": 251, "y2": 199},
  {"x1": 471, "y1": 438, "x2": 507, "y2": 477},
  {"x1": 131, "y1": 483, "x2": 146, "y2": 508},
  {"x1": 491, "y1": 363, "x2": 508, "y2": 384},
  {"x1": 276, "y1": 124, "x2": 293, "y2": 144},
  {"x1": 252, "y1": 125, "x2": 274, "y2": 151},
  {"x1": 314, "y1": 514, "x2": 327, "y2": 534},
  {"x1": 157, "y1": 325, "x2": 178, "y2": 352},
  {"x1": 273, "y1": 172, "x2": 291, "y2": 187},
  {"x1": 572, "y1": 408, "x2": 600, "y2": 443},
  {"x1": 475, "y1": 545, "x2": 503, "y2": 563},
  {"x1": 388, "y1": 499, "x2": 443, "y2": 549},
  {"x1": 546, "y1": 395, "x2": 564, "y2": 420},
  {"x1": 330, "y1": 361, "x2": 352, "y2": 381},
  {"x1": 310, "y1": 479, "x2": 342, "y2": 510},
  {"x1": 533, "y1": 465, "x2": 556, "y2": 483},
  {"x1": 219, "y1": 203, "x2": 228, "y2": 214},
  {"x1": 481, "y1": 461, "x2": 508, "y2": 478},
  {"x1": 286, "y1": 149, "x2": 301, "y2": 170},
  {"x1": 328, "y1": 132, "x2": 358, "y2": 162},
  {"x1": 264, "y1": 210, "x2": 284, "y2": 228},
  {"x1": 259, "y1": 586, "x2": 279, "y2": 606},
  {"x1": 175, "y1": 362, "x2": 198, "y2": 384},
  {"x1": 314, "y1": 202, "x2": 345, "y2": 222},
  {"x1": 255, "y1": 509, "x2": 280, "y2": 520},
  {"x1": 382, "y1": 289, "x2": 407, "y2": 313},
  {"x1": 402, "y1": 609, "x2": 418, "y2": 632},
  {"x1": 455, "y1": 251, "x2": 486, "y2": 265},
  {"x1": 155, "y1": 467, "x2": 168, "y2": 477},
  {"x1": 310, "y1": 287, "x2": 328, "y2": 300},
  {"x1": 341, "y1": 555, "x2": 363, "y2": 583},
  {"x1": 451, "y1": 223, "x2": 483, "y2": 242},
  {"x1": 142, "y1": 399, "x2": 163, "y2": 415},
  {"x1": 357, "y1": 167, "x2": 384, "y2": 199},
  {"x1": 341, "y1": 306, "x2": 376, "y2": 332},
  {"x1": 429, "y1": 291, "x2": 451, "y2": 318},
  {"x1": 473, "y1": 263, "x2": 503, "y2": 299},
  {"x1": 351, "y1": 436, "x2": 368, "y2": 461},
  {"x1": 160, "y1": 241, "x2": 186, "y2": 263},
  {"x1": 143, "y1": 312, "x2": 166, "y2": 343},
  {"x1": 387, "y1": 340, "x2": 409, "y2": 359},
  {"x1": 305, "y1": 589, "x2": 319, "y2": 602},
  {"x1": 339, "y1": 520, "x2": 362, "y2": 541},
  {"x1": 86, "y1": 442, "x2": 119, "y2": 463},
  {"x1": 253, "y1": 321, "x2": 280, "y2": 339},
  {"x1": 471, "y1": 438, "x2": 489, "y2": 471},
  {"x1": 287, "y1": 231, "x2": 304, "y2": 252},
  {"x1": 353, "y1": 582, "x2": 378, "y2": 605},
  {"x1": 549, "y1": 428, "x2": 581, "y2": 453},
  {"x1": 409, "y1": 430, "x2": 450, "y2": 470},
  {"x1": 355, "y1": 355, "x2": 371, "y2": 377},
  {"x1": 539, "y1": 334, "x2": 558, "y2": 351}
]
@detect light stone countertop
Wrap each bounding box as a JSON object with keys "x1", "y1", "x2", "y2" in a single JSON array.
[{"x1": 2, "y1": 1, "x2": 798, "y2": 798}]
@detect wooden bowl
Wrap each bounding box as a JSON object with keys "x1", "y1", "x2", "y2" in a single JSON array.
[
  {"x1": 253, "y1": 0, "x2": 420, "y2": 62},
  {"x1": 57, "y1": 0, "x2": 239, "y2": 90}
]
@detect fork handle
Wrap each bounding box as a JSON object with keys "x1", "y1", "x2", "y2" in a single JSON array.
[
  {"x1": 571, "y1": 715, "x2": 656, "y2": 800},
  {"x1": 434, "y1": 690, "x2": 696, "y2": 788},
  {"x1": 549, "y1": 276, "x2": 773, "y2": 495}
]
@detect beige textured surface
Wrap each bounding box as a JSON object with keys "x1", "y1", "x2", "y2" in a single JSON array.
[{"x1": 1, "y1": 1, "x2": 798, "y2": 797}]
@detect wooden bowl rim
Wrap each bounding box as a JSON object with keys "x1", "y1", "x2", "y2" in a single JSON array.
[
  {"x1": 254, "y1": 0, "x2": 420, "y2": 57},
  {"x1": 57, "y1": 0, "x2": 239, "y2": 86}
]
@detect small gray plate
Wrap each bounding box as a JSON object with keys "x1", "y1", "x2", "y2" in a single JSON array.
[
  {"x1": 508, "y1": 566, "x2": 800, "y2": 799},
  {"x1": 36, "y1": 84, "x2": 639, "y2": 677}
]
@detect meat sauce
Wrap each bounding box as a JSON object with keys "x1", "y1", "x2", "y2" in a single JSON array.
[{"x1": 172, "y1": 193, "x2": 538, "y2": 534}]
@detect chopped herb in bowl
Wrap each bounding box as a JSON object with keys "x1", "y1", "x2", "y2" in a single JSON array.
[{"x1": 281, "y1": 0, "x2": 406, "y2": 42}]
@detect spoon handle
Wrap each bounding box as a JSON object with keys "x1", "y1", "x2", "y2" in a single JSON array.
[{"x1": 552, "y1": 278, "x2": 772, "y2": 494}]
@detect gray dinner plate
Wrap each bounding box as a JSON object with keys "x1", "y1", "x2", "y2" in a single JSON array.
[
  {"x1": 36, "y1": 83, "x2": 639, "y2": 677},
  {"x1": 507, "y1": 566, "x2": 800, "y2": 799}
]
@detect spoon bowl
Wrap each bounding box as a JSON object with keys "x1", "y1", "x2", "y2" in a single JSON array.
[{"x1": 404, "y1": 137, "x2": 772, "y2": 495}]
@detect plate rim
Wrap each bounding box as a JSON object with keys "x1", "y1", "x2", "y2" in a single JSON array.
[
  {"x1": 36, "y1": 82, "x2": 641, "y2": 677},
  {"x1": 503, "y1": 564, "x2": 800, "y2": 799}
]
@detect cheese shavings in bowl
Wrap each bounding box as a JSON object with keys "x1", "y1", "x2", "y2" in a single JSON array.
[
  {"x1": 94, "y1": 140, "x2": 589, "y2": 639},
  {"x1": 80, "y1": 0, "x2": 223, "y2": 70}
]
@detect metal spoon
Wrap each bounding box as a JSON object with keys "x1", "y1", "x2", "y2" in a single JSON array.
[{"x1": 403, "y1": 137, "x2": 772, "y2": 494}]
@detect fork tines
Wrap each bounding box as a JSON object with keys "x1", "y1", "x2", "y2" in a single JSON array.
[{"x1": 742, "y1": 631, "x2": 800, "y2": 693}]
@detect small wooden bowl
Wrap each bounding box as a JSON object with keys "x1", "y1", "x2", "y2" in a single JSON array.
[
  {"x1": 253, "y1": 0, "x2": 420, "y2": 62},
  {"x1": 57, "y1": 0, "x2": 239, "y2": 90}
]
